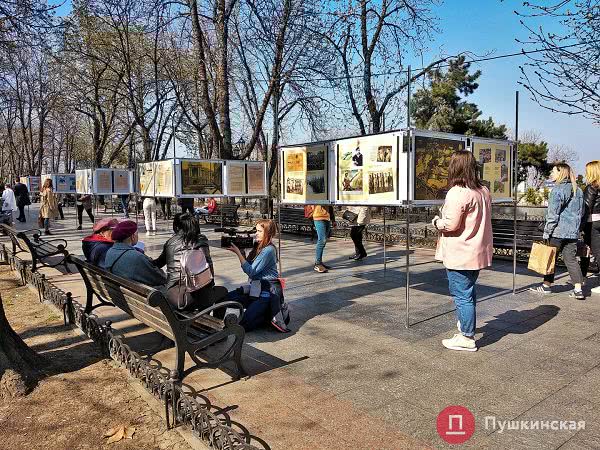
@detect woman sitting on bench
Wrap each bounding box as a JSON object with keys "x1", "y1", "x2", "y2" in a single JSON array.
[{"x1": 221, "y1": 219, "x2": 290, "y2": 333}]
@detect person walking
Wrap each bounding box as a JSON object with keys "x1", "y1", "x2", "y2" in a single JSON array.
[
  {"x1": 347, "y1": 206, "x2": 370, "y2": 261},
  {"x1": 159, "y1": 197, "x2": 172, "y2": 220},
  {"x1": 40, "y1": 178, "x2": 59, "y2": 235},
  {"x1": 119, "y1": 194, "x2": 130, "y2": 218},
  {"x1": 432, "y1": 151, "x2": 493, "y2": 352},
  {"x1": 580, "y1": 160, "x2": 600, "y2": 294},
  {"x1": 530, "y1": 163, "x2": 585, "y2": 299},
  {"x1": 76, "y1": 193, "x2": 94, "y2": 230},
  {"x1": 1, "y1": 183, "x2": 17, "y2": 224},
  {"x1": 13, "y1": 178, "x2": 30, "y2": 223},
  {"x1": 143, "y1": 196, "x2": 157, "y2": 234},
  {"x1": 312, "y1": 205, "x2": 335, "y2": 273}
]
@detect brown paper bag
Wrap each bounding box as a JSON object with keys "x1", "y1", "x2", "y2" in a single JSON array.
[{"x1": 528, "y1": 241, "x2": 557, "y2": 275}]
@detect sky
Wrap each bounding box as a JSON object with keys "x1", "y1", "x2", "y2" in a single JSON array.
[
  {"x1": 404, "y1": 0, "x2": 599, "y2": 175},
  {"x1": 49, "y1": 0, "x2": 599, "y2": 174}
]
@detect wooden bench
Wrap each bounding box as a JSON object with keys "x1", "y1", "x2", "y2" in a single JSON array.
[
  {"x1": 203, "y1": 204, "x2": 240, "y2": 226},
  {"x1": 276, "y1": 207, "x2": 315, "y2": 239},
  {"x1": 492, "y1": 219, "x2": 544, "y2": 258},
  {"x1": 0, "y1": 224, "x2": 70, "y2": 272},
  {"x1": 68, "y1": 255, "x2": 246, "y2": 381}
]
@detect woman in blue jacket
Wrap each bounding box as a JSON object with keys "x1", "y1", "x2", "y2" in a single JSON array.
[
  {"x1": 222, "y1": 219, "x2": 290, "y2": 332},
  {"x1": 531, "y1": 163, "x2": 585, "y2": 299}
]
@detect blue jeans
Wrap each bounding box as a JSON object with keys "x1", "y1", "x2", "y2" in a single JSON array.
[
  {"x1": 446, "y1": 269, "x2": 480, "y2": 337},
  {"x1": 314, "y1": 220, "x2": 331, "y2": 265}
]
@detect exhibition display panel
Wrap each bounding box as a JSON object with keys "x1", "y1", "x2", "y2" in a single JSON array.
[
  {"x1": 224, "y1": 160, "x2": 268, "y2": 197},
  {"x1": 280, "y1": 128, "x2": 514, "y2": 205},
  {"x1": 75, "y1": 169, "x2": 93, "y2": 194},
  {"x1": 281, "y1": 143, "x2": 330, "y2": 204},
  {"x1": 40, "y1": 174, "x2": 76, "y2": 194},
  {"x1": 335, "y1": 132, "x2": 402, "y2": 205},
  {"x1": 177, "y1": 159, "x2": 224, "y2": 198}
]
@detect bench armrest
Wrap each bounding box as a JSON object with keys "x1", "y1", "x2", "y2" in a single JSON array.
[
  {"x1": 174, "y1": 300, "x2": 244, "y2": 323},
  {"x1": 33, "y1": 238, "x2": 68, "y2": 250}
]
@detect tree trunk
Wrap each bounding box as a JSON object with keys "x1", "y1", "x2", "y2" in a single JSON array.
[{"x1": 0, "y1": 295, "x2": 42, "y2": 398}]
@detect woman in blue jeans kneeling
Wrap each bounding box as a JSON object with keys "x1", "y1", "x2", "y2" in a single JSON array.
[
  {"x1": 432, "y1": 151, "x2": 493, "y2": 352},
  {"x1": 223, "y1": 219, "x2": 290, "y2": 332}
]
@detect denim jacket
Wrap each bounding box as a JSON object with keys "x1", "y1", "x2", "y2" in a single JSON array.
[{"x1": 543, "y1": 181, "x2": 583, "y2": 240}]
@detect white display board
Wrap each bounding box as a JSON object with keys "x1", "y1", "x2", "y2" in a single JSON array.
[
  {"x1": 280, "y1": 142, "x2": 331, "y2": 205},
  {"x1": 224, "y1": 160, "x2": 268, "y2": 197},
  {"x1": 333, "y1": 131, "x2": 403, "y2": 205},
  {"x1": 138, "y1": 162, "x2": 155, "y2": 197},
  {"x1": 154, "y1": 160, "x2": 176, "y2": 197},
  {"x1": 41, "y1": 174, "x2": 76, "y2": 194},
  {"x1": 75, "y1": 169, "x2": 93, "y2": 194}
]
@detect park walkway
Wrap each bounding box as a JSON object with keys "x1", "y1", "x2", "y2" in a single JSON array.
[{"x1": 6, "y1": 204, "x2": 600, "y2": 449}]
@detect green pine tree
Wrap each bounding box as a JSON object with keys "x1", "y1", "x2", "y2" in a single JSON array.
[{"x1": 410, "y1": 56, "x2": 507, "y2": 139}]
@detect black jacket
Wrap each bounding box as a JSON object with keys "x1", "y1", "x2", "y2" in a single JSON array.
[
  {"x1": 153, "y1": 232, "x2": 213, "y2": 289},
  {"x1": 13, "y1": 182, "x2": 30, "y2": 207},
  {"x1": 583, "y1": 184, "x2": 600, "y2": 222}
]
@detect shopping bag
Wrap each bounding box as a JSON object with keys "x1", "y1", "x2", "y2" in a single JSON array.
[{"x1": 528, "y1": 241, "x2": 557, "y2": 275}]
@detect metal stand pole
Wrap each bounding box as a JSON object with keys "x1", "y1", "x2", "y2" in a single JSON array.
[
  {"x1": 512, "y1": 91, "x2": 519, "y2": 294},
  {"x1": 383, "y1": 209, "x2": 387, "y2": 275},
  {"x1": 405, "y1": 66, "x2": 412, "y2": 329},
  {"x1": 277, "y1": 150, "x2": 282, "y2": 275}
]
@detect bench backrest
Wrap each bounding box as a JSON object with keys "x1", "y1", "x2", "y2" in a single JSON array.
[
  {"x1": 69, "y1": 255, "x2": 176, "y2": 341},
  {"x1": 278, "y1": 207, "x2": 312, "y2": 223},
  {"x1": 492, "y1": 219, "x2": 543, "y2": 249}
]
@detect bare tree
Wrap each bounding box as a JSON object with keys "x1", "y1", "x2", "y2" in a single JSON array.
[{"x1": 517, "y1": 1, "x2": 600, "y2": 123}]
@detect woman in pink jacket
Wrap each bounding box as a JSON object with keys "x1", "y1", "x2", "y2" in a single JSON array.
[{"x1": 432, "y1": 151, "x2": 493, "y2": 352}]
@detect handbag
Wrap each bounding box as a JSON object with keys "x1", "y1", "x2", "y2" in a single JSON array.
[
  {"x1": 528, "y1": 241, "x2": 557, "y2": 275},
  {"x1": 342, "y1": 210, "x2": 358, "y2": 223},
  {"x1": 577, "y1": 240, "x2": 591, "y2": 258}
]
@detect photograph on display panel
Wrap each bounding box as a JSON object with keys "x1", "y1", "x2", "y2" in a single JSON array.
[
  {"x1": 246, "y1": 162, "x2": 267, "y2": 196},
  {"x1": 337, "y1": 133, "x2": 397, "y2": 203},
  {"x1": 138, "y1": 163, "x2": 155, "y2": 196},
  {"x1": 181, "y1": 160, "x2": 223, "y2": 195},
  {"x1": 414, "y1": 135, "x2": 465, "y2": 201},
  {"x1": 29, "y1": 176, "x2": 41, "y2": 192},
  {"x1": 155, "y1": 160, "x2": 174, "y2": 196},
  {"x1": 227, "y1": 162, "x2": 246, "y2": 196},
  {"x1": 473, "y1": 141, "x2": 512, "y2": 199},
  {"x1": 56, "y1": 174, "x2": 76, "y2": 193}
]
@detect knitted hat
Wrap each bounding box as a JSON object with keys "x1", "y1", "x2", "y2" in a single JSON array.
[
  {"x1": 92, "y1": 218, "x2": 118, "y2": 233},
  {"x1": 111, "y1": 220, "x2": 138, "y2": 241}
]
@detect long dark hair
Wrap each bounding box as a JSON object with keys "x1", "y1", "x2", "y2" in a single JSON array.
[
  {"x1": 447, "y1": 150, "x2": 483, "y2": 190},
  {"x1": 173, "y1": 213, "x2": 201, "y2": 246}
]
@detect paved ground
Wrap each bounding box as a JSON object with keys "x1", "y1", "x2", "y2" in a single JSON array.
[{"x1": 7, "y1": 204, "x2": 600, "y2": 449}]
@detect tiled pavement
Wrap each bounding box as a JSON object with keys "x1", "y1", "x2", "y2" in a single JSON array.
[{"x1": 7, "y1": 204, "x2": 600, "y2": 449}]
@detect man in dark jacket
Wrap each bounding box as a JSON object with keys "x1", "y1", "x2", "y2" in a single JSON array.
[
  {"x1": 13, "y1": 179, "x2": 30, "y2": 222},
  {"x1": 82, "y1": 218, "x2": 118, "y2": 268},
  {"x1": 104, "y1": 220, "x2": 167, "y2": 287}
]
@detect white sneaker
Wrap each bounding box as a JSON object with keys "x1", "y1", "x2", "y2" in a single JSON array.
[
  {"x1": 442, "y1": 333, "x2": 477, "y2": 352},
  {"x1": 591, "y1": 286, "x2": 600, "y2": 295}
]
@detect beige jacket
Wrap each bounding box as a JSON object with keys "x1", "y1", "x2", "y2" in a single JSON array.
[{"x1": 40, "y1": 188, "x2": 59, "y2": 219}]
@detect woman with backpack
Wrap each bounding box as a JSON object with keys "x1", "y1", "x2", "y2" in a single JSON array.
[
  {"x1": 153, "y1": 213, "x2": 216, "y2": 311},
  {"x1": 221, "y1": 219, "x2": 290, "y2": 332},
  {"x1": 530, "y1": 162, "x2": 585, "y2": 299},
  {"x1": 580, "y1": 160, "x2": 600, "y2": 294}
]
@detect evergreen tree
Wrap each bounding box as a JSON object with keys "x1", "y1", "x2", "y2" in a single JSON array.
[{"x1": 410, "y1": 56, "x2": 507, "y2": 139}]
